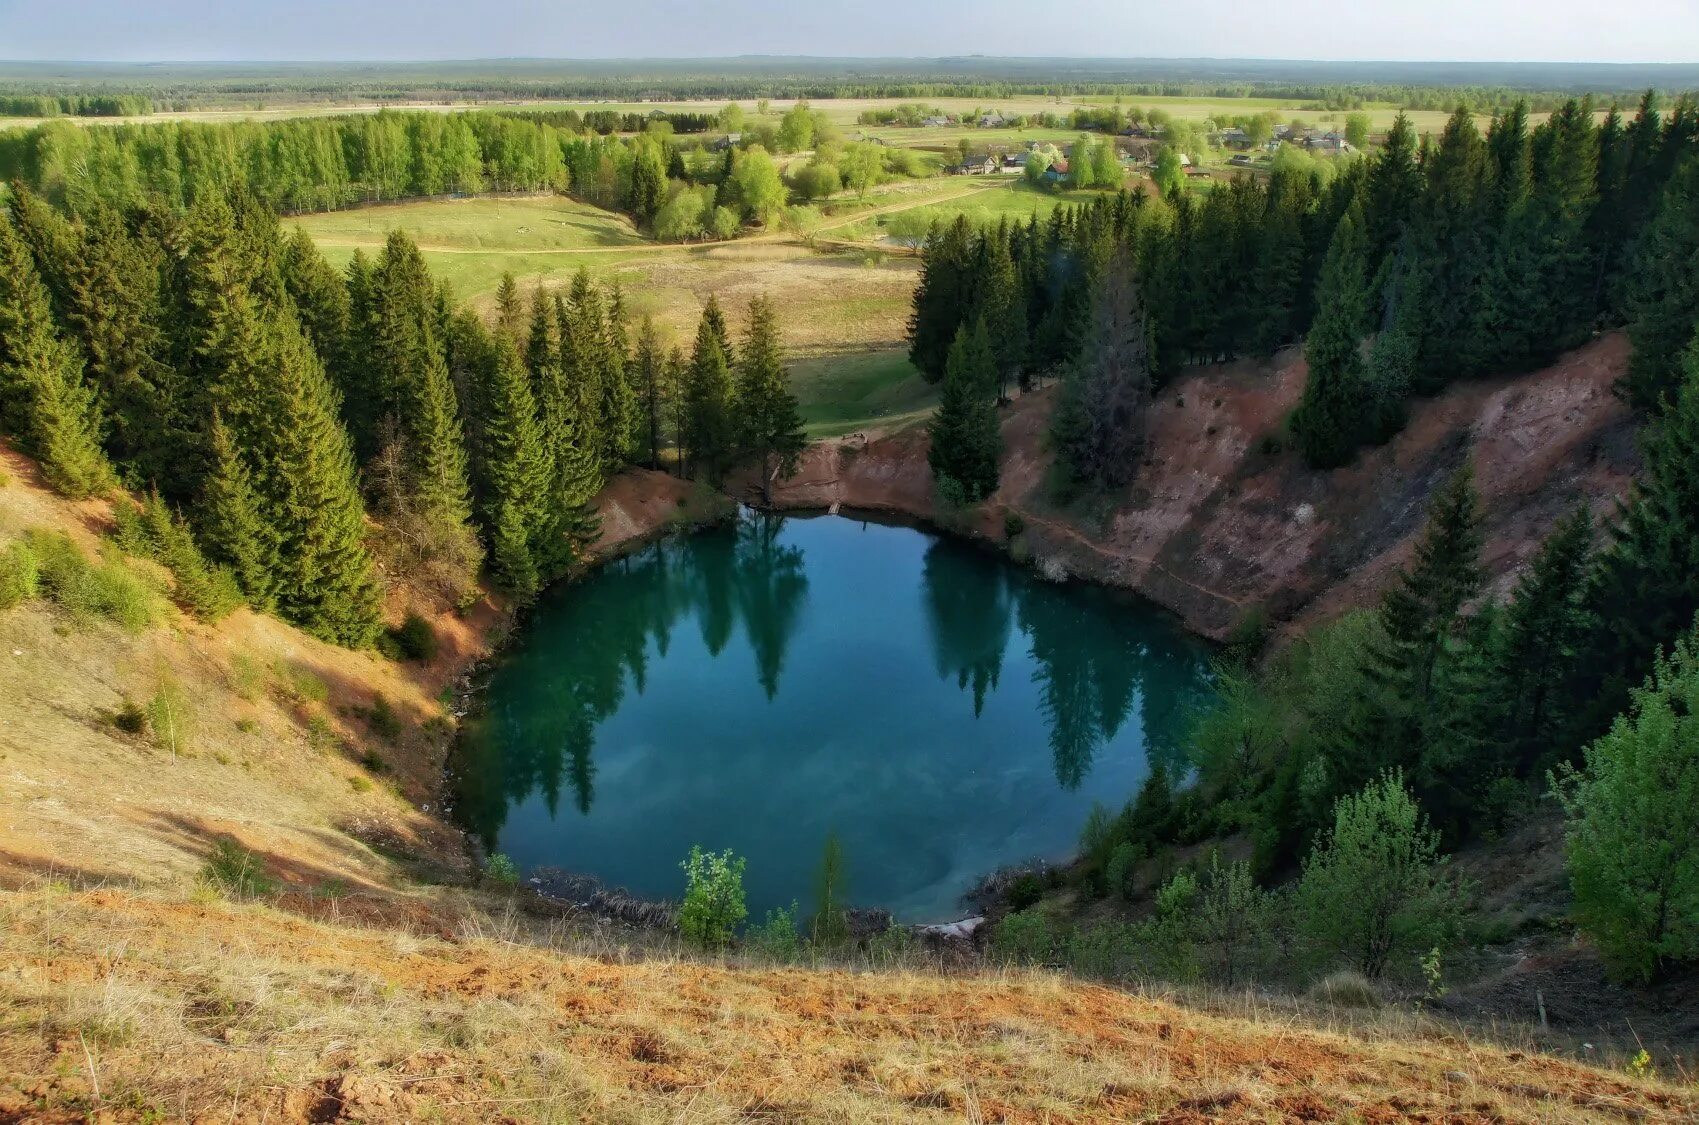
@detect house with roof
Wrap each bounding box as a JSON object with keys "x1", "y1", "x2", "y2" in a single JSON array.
[
  {"x1": 1306, "y1": 132, "x2": 1356, "y2": 155},
  {"x1": 1220, "y1": 127, "x2": 1253, "y2": 150},
  {"x1": 921, "y1": 115, "x2": 952, "y2": 128},
  {"x1": 979, "y1": 114, "x2": 1006, "y2": 128},
  {"x1": 1040, "y1": 158, "x2": 1071, "y2": 185}
]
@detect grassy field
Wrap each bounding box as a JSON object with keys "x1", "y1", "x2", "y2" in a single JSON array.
[{"x1": 790, "y1": 349, "x2": 935, "y2": 438}]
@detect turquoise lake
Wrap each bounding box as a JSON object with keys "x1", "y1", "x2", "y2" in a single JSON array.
[{"x1": 450, "y1": 512, "x2": 1213, "y2": 922}]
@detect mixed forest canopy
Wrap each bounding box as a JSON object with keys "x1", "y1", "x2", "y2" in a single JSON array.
[{"x1": 1, "y1": 57, "x2": 1697, "y2": 113}]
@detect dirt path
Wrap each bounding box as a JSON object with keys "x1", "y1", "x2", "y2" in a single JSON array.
[{"x1": 303, "y1": 182, "x2": 1000, "y2": 256}]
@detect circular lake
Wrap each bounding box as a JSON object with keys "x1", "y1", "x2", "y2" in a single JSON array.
[{"x1": 450, "y1": 512, "x2": 1214, "y2": 922}]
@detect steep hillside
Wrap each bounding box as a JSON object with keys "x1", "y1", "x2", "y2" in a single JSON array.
[
  {"x1": 766, "y1": 333, "x2": 1637, "y2": 640},
  {"x1": 3, "y1": 885, "x2": 1691, "y2": 1123}
]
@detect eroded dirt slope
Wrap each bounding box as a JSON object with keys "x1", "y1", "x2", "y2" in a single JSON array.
[{"x1": 768, "y1": 334, "x2": 1638, "y2": 639}]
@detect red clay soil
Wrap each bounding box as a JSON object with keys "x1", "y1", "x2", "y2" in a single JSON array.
[{"x1": 763, "y1": 334, "x2": 1638, "y2": 640}]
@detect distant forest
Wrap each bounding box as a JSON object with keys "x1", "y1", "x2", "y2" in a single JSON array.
[{"x1": 1, "y1": 57, "x2": 1697, "y2": 115}]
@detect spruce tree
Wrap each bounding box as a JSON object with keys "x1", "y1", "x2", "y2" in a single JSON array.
[
  {"x1": 200, "y1": 408, "x2": 279, "y2": 609},
  {"x1": 1050, "y1": 245, "x2": 1151, "y2": 491},
  {"x1": 494, "y1": 272, "x2": 523, "y2": 341},
  {"x1": 1579, "y1": 338, "x2": 1699, "y2": 736},
  {"x1": 262, "y1": 323, "x2": 383, "y2": 646},
  {"x1": 0, "y1": 210, "x2": 115, "y2": 498},
  {"x1": 928, "y1": 318, "x2": 1001, "y2": 502},
  {"x1": 1292, "y1": 202, "x2": 1373, "y2": 469},
  {"x1": 476, "y1": 335, "x2": 552, "y2": 593},
  {"x1": 598, "y1": 279, "x2": 637, "y2": 470},
  {"x1": 1369, "y1": 466, "x2": 1484, "y2": 709},
  {"x1": 1623, "y1": 156, "x2": 1699, "y2": 410},
  {"x1": 1490, "y1": 507, "x2": 1593, "y2": 771},
  {"x1": 735, "y1": 295, "x2": 806, "y2": 504},
  {"x1": 278, "y1": 225, "x2": 352, "y2": 389},
  {"x1": 907, "y1": 216, "x2": 971, "y2": 382},
  {"x1": 683, "y1": 303, "x2": 737, "y2": 484},
  {"x1": 633, "y1": 316, "x2": 668, "y2": 469}
]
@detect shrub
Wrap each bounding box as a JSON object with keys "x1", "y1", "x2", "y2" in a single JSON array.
[
  {"x1": 1105, "y1": 841, "x2": 1142, "y2": 901},
  {"x1": 386, "y1": 612, "x2": 439, "y2": 663},
  {"x1": 111, "y1": 697, "x2": 147, "y2": 735},
  {"x1": 1308, "y1": 969, "x2": 1382, "y2": 1009},
  {"x1": 367, "y1": 695, "x2": 403, "y2": 742},
  {"x1": 145, "y1": 678, "x2": 194, "y2": 758},
  {"x1": 200, "y1": 839, "x2": 275, "y2": 898},
  {"x1": 347, "y1": 775, "x2": 373, "y2": 793},
  {"x1": 112, "y1": 493, "x2": 242, "y2": 620},
  {"x1": 281, "y1": 663, "x2": 330, "y2": 704},
  {"x1": 1006, "y1": 872, "x2": 1045, "y2": 912},
  {"x1": 1003, "y1": 511, "x2": 1026, "y2": 540},
  {"x1": 992, "y1": 908, "x2": 1057, "y2": 964},
  {"x1": 1298, "y1": 771, "x2": 1459, "y2": 979},
  {"x1": 1064, "y1": 921, "x2": 1141, "y2": 979},
  {"x1": 482, "y1": 853, "x2": 519, "y2": 889},
  {"x1": 679, "y1": 846, "x2": 747, "y2": 950},
  {"x1": 28, "y1": 531, "x2": 161, "y2": 633},
  {"x1": 746, "y1": 901, "x2": 803, "y2": 960},
  {"x1": 811, "y1": 833, "x2": 849, "y2": 944},
  {"x1": 1554, "y1": 631, "x2": 1699, "y2": 982},
  {"x1": 0, "y1": 538, "x2": 39, "y2": 609}
]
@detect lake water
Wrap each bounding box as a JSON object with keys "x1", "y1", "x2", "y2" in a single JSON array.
[{"x1": 450, "y1": 512, "x2": 1213, "y2": 922}]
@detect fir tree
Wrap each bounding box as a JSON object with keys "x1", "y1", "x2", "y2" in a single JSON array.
[
  {"x1": 199, "y1": 408, "x2": 279, "y2": 609},
  {"x1": 633, "y1": 316, "x2": 668, "y2": 469},
  {"x1": 907, "y1": 216, "x2": 972, "y2": 382},
  {"x1": 735, "y1": 295, "x2": 806, "y2": 504},
  {"x1": 1292, "y1": 202, "x2": 1373, "y2": 469},
  {"x1": 1623, "y1": 156, "x2": 1699, "y2": 410},
  {"x1": 0, "y1": 209, "x2": 115, "y2": 498},
  {"x1": 494, "y1": 272, "x2": 523, "y2": 341},
  {"x1": 1491, "y1": 507, "x2": 1594, "y2": 772},
  {"x1": 927, "y1": 318, "x2": 1001, "y2": 502},
  {"x1": 1369, "y1": 466, "x2": 1484, "y2": 710},
  {"x1": 261, "y1": 324, "x2": 383, "y2": 646},
  {"x1": 1579, "y1": 339, "x2": 1699, "y2": 736},
  {"x1": 475, "y1": 335, "x2": 552, "y2": 593},
  {"x1": 683, "y1": 304, "x2": 737, "y2": 484},
  {"x1": 1050, "y1": 246, "x2": 1151, "y2": 491}
]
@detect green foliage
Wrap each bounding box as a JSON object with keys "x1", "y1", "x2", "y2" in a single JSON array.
[
  {"x1": 482, "y1": 853, "x2": 520, "y2": 889},
  {"x1": 1104, "y1": 841, "x2": 1142, "y2": 901},
  {"x1": 0, "y1": 537, "x2": 40, "y2": 609},
  {"x1": 992, "y1": 908, "x2": 1057, "y2": 964},
  {"x1": 145, "y1": 677, "x2": 195, "y2": 758},
  {"x1": 746, "y1": 901, "x2": 804, "y2": 960},
  {"x1": 1554, "y1": 627, "x2": 1699, "y2": 983},
  {"x1": 386, "y1": 612, "x2": 440, "y2": 663},
  {"x1": 200, "y1": 839, "x2": 276, "y2": 898},
  {"x1": 735, "y1": 295, "x2": 806, "y2": 503},
  {"x1": 25, "y1": 530, "x2": 161, "y2": 633},
  {"x1": 812, "y1": 833, "x2": 850, "y2": 945},
  {"x1": 112, "y1": 492, "x2": 243, "y2": 621},
  {"x1": 1298, "y1": 772, "x2": 1458, "y2": 979},
  {"x1": 1005, "y1": 872, "x2": 1045, "y2": 912},
  {"x1": 679, "y1": 846, "x2": 748, "y2": 951},
  {"x1": 927, "y1": 318, "x2": 1001, "y2": 502},
  {"x1": 1051, "y1": 245, "x2": 1151, "y2": 492}
]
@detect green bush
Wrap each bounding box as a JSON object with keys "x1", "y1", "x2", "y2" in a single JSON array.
[
  {"x1": 201, "y1": 839, "x2": 275, "y2": 898},
  {"x1": 26, "y1": 530, "x2": 162, "y2": 632},
  {"x1": 1308, "y1": 969, "x2": 1382, "y2": 1009},
  {"x1": 0, "y1": 538, "x2": 39, "y2": 609},
  {"x1": 1064, "y1": 921, "x2": 1141, "y2": 979},
  {"x1": 746, "y1": 901, "x2": 804, "y2": 960},
  {"x1": 112, "y1": 494, "x2": 242, "y2": 620},
  {"x1": 111, "y1": 697, "x2": 147, "y2": 735},
  {"x1": 1554, "y1": 631, "x2": 1699, "y2": 983},
  {"x1": 482, "y1": 853, "x2": 519, "y2": 889},
  {"x1": 1006, "y1": 872, "x2": 1045, "y2": 912},
  {"x1": 1298, "y1": 771, "x2": 1459, "y2": 979},
  {"x1": 1105, "y1": 841, "x2": 1142, "y2": 901},
  {"x1": 367, "y1": 695, "x2": 403, "y2": 742},
  {"x1": 992, "y1": 908, "x2": 1057, "y2": 965},
  {"x1": 1003, "y1": 511, "x2": 1026, "y2": 540},
  {"x1": 679, "y1": 846, "x2": 747, "y2": 950},
  {"x1": 386, "y1": 611, "x2": 439, "y2": 662}
]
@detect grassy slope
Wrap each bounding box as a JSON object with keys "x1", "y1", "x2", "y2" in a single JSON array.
[{"x1": 3, "y1": 884, "x2": 1689, "y2": 1123}]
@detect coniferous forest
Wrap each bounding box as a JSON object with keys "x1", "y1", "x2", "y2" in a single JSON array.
[
  {"x1": 0, "y1": 179, "x2": 802, "y2": 641},
  {"x1": 914, "y1": 94, "x2": 1699, "y2": 985}
]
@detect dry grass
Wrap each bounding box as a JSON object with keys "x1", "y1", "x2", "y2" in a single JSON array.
[{"x1": 1, "y1": 884, "x2": 1691, "y2": 1123}]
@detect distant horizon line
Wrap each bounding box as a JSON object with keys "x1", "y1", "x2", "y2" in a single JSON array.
[{"x1": 3, "y1": 54, "x2": 1697, "y2": 68}]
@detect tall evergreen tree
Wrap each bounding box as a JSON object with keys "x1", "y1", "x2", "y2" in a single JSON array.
[
  {"x1": 927, "y1": 317, "x2": 1002, "y2": 502},
  {"x1": 475, "y1": 335, "x2": 552, "y2": 594},
  {"x1": 1050, "y1": 245, "x2": 1152, "y2": 491},
  {"x1": 633, "y1": 316, "x2": 668, "y2": 470},
  {"x1": 683, "y1": 302, "x2": 737, "y2": 483},
  {"x1": 199, "y1": 407, "x2": 279, "y2": 609},
  {"x1": 907, "y1": 216, "x2": 972, "y2": 382},
  {"x1": 1292, "y1": 202, "x2": 1373, "y2": 469},
  {"x1": 1623, "y1": 155, "x2": 1699, "y2": 410},
  {"x1": 735, "y1": 295, "x2": 805, "y2": 504},
  {"x1": 0, "y1": 209, "x2": 115, "y2": 497}
]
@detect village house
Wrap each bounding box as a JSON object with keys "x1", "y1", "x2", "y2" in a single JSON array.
[
  {"x1": 1306, "y1": 131, "x2": 1356, "y2": 154},
  {"x1": 921, "y1": 115, "x2": 952, "y2": 127},
  {"x1": 1220, "y1": 127, "x2": 1254, "y2": 150}
]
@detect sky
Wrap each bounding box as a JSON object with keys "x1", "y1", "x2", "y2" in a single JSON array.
[{"x1": 1, "y1": 0, "x2": 1697, "y2": 63}]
